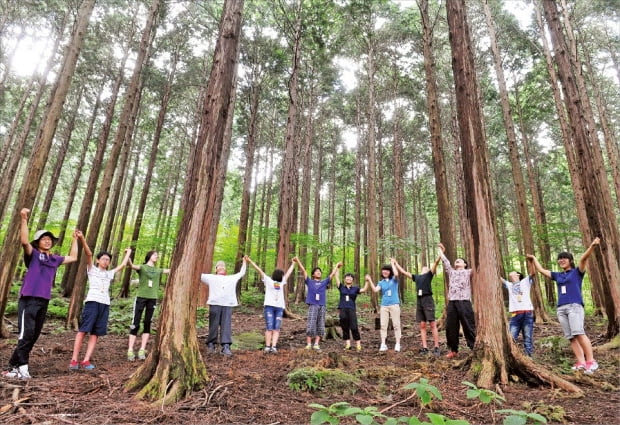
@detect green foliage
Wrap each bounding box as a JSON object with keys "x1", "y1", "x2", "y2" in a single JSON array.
[
  {"x1": 47, "y1": 297, "x2": 69, "y2": 319},
  {"x1": 287, "y1": 367, "x2": 359, "y2": 394},
  {"x1": 308, "y1": 401, "x2": 470, "y2": 425},
  {"x1": 403, "y1": 378, "x2": 443, "y2": 407},
  {"x1": 496, "y1": 409, "x2": 548, "y2": 425},
  {"x1": 462, "y1": 381, "x2": 505, "y2": 405}
]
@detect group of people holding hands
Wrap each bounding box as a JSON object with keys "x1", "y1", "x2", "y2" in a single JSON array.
[{"x1": 2, "y1": 206, "x2": 602, "y2": 379}]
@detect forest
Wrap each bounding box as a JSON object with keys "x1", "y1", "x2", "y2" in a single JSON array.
[{"x1": 0, "y1": 0, "x2": 619, "y2": 424}]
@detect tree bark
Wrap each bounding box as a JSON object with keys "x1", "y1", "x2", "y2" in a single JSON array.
[
  {"x1": 0, "y1": 0, "x2": 96, "y2": 337},
  {"x1": 125, "y1": 0, "x2": 244, "y2": 403}
]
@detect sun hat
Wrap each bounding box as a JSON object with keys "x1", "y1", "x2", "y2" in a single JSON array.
[{"x1": 31, "y1": 230, "x2": 59, "y2": 248}]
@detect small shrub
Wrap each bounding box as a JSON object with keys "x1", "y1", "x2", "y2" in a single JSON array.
[
  {"x1": 404, "y1": 378, "x2": 443, "y2": 407},
  {"x1": 288, "y1": 367, "x2": 359, "y2": 394}
]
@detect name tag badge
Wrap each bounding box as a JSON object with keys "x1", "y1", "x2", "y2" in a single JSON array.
[
  {"x1": 387, "y1": 290, "x2": 392, "y2": 297},
  {"x1": 561, "y1": 286, "x2": 567, "y2": 294},
  {"x1": 345, "y1": 295, "x2": 350, "y2": 302},
  {"x1": 148, "y1": 280, "x2": 153, "y2": 288},
  {"x1": 315, "y1": 293, "x2": 320, "y2": 301},
  {"x1": 418, "y1": 289, "x2": 423, "y2": 296}
]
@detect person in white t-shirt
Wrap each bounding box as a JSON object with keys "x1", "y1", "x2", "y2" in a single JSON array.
[
  {"x1": 244, "y1": 255, "x2": 296, "y2": 354},
  {"x1": 200, "y1": 258, "x2": 247, "y2": 356},
  {"x1": 70, "y1": 234, "x2": 131, "y2": 370},
  {"x1": 501, "y1": 270, "x2": 535, "y2": 356}
]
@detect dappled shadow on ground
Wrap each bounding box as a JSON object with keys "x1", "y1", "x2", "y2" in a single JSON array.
[{"x1": 0, "y1": 307, "x2": 618, "y2": 424}]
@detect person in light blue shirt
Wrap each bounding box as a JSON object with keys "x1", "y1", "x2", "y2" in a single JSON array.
[{"x1": 366, "y1": 258, "x2": 401, "y2": 352}]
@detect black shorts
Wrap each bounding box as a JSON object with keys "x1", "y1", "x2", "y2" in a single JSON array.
[{"x1": 416, "y1": 295, "x2": 436, "y2": 323}]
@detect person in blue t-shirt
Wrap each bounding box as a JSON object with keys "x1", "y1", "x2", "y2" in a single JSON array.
[
  {"x1": 366, "y1": 258, "x2": 402, "y2": 352},
  {"x1": 293, "y1": 257, "x2": 341, "y2": 350},
  {"x1": 527, "y1": 237, "x2": 600, "y2": 374},
  {"x1": 335, "y1": 270, "x2": 369, "y2": 351}
]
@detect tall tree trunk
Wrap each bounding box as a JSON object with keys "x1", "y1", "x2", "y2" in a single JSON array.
[
  {"x1": 542, "y1": 0, "x2": 620, "y2": 338},
  {"x1": 125, "y1": 0, "x2": 244, "y2": 403},
  {"x1": 66, "y1": 0, "x2": 160, "y2": 329},
  {"x1": 446, "y1": 0, "x2": 580, "y2": 392},
  {"x1": 276, "y1": 0, "x2": 303, "y2": 271},
  {"x1": 482, "y1": 0, "x2": 549, "y2": 322},
  {"x1": 60, "y1": 37, "x2": 132, "y2": 296},
  {"x1": 0, "y1": 0, "x2": 96, "y2": 337}
]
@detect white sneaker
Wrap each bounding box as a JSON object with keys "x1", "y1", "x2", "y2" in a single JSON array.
[
  {"x1": 379, "y1": 343, "x2": 388, "y2": 352},
  {"x1": 394, "y1": 343, "x2": 401, "y2": 352},
  {"x1": 2, "y1": 364, "x2": 31, "y2": 380}
]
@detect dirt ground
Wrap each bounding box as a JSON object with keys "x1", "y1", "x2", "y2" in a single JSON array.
[{"x1": 0, "y1": 306, "x2": 618, "y2": 424}]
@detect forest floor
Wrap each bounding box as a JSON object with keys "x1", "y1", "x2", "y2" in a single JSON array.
[{"x1": 0, "y1": 306, "x2": 618, "y2": 425}]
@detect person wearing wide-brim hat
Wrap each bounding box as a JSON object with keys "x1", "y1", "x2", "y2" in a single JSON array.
[{"x1": 2, "y1": 208, "x2": 80, "y2": 380}]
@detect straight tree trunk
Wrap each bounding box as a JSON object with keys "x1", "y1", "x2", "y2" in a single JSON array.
[
  {"x1": 482, "y1": 0, "x2": 549, "y2": 322},
  {"x1": 125, "y1": 0, "x2": 244, "y2": 403},
  {"x1": 66, "y1": 0, "x2": 160, "y2": 329},
  {"x1": 542, "y1": 0, "x2": 620, "y2": 338},
  {"x1": 446, "y1": 0, "x2": 580, "y2": 392},
  {"x1": 0, "y1": 0, "x2": 96, "y2": 337}
]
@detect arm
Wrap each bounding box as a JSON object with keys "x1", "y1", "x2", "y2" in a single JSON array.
[
  {"x1": 430, "y1": 255, "x2": 441, "y2": 275},
  {"x1": 162, "y1": 268, "x2": 171, "y2": 274},
  {"x1": 438, "y1": 243, "x2": 452, "y2": 271},
  {"x1": 283, "y1": 259, "x2": 296, "y2": 281},
  {"x1": 359, "y1": 278, "x2": 370, "y2": 293},
  {"x1": 61, "y1": 230, "x2": 80, "y2": 265},
  {"x1": 366, "y1": 274, "x2": 380, "y2": 293},
  {"x1": 329, "y1": 261, "x2": 343, "y2": 280},
  {"x1": 390, "y1": 258, "x2": 399, "y2": 278},
  {"x1": 244, "y1": 255, "x2": 265, "y2": 278},
  {"x1": 391, "y1": 258, "x2": 412, "y2": 279},
  {"x1": 77, "y1": 231, "x2": 92, "y2": 270},
  {"x1": 578, "y1": 237, "x2": 600, "y2": 273},
  {"x1": 293, "y1": 257, "x2": 308, "y2": 279},
  {"x1": 334, "y1": 272, "x2": 341, "y2": 288},
  {"x1": 128, "y1": 258, "x2": 141, "y2": 271},
  {"x1": 112, "y1": 248, "x2": 132, "y2": 273},
  {"x1": 526, "y1": 254, "x2": 551, "y2": 279},
  {"x1": 20, "y1": 208, "x2": 32, "y2": 256}
]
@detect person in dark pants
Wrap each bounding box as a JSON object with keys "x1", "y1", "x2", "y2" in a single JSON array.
[
  {"x1": 3, "y1": 208, "x2": 79, "y2": 380},
  {"x1": 438, "y1": 243, "x2": 476, "y2": 359},
  {"x1": 334, "y1": 266, "x2": 369, "y2": 351},
  {"x1": 200, "y1": 258, "x2": 247, "y2": 356}
]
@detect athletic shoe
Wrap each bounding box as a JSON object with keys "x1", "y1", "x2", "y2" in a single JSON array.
[
  {"x1": 419, "y1": 347, "x2": 429, "y2": 354},
  {"x1": 356, "y1": 345, "x2": 362, "y2": 352},
  {"x1": 379, "y1": 343, "x2": 388, "y2": 352},
  {"x1": 312, "y1": 344, "x2": 321, "y2": 351},
  {"x1": 344, "y1": 344, "x2": 351, "y2": 350},
  {"x1": 432, "y1": 347, "x2": 441, "y2": 356},
  {"x1": 394, "y1": 343, "x2": 401, "y2": 352},
  {"x1": 584, "y1": 360, "x2": 599, "y2": 375},
  {"x1": 305, "y1": 344, "x2": 312, "y2": 350},
  {"x1": 80, "y1": 361, "x2": 95, "y2": 370},
  {"x1": 138, "y1": 349, "x2": 147, "y2": 360},
  {"x1": 69, "y1": 360, "x2": 79, "y2": 370},
  {"x1": 2, "y1": 365, "x2": 31, "y2": 380},
  {"x1": 446, "y1": 351, "x2": 458, "y2": 359},
  {"x1": 269, "y1": 347, "x2": 278, "y2": 354},
  {"x1": 207, "y1": 343, "x2": 216, "y2": 354},
  {"x1": 264, "y1": 346, "x2": 271, "y2": 353},
  {"x1": 127, "y1": 350, "x2": 136, "y2": 362},
  {"x1": 221, "y1": 344, "x2": 233, "y2": 356},
  {"x1": 571, "y1": 362, "x2": 586, "y2": 371}
]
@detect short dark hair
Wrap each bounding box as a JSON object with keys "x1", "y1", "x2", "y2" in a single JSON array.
[
  {"x1": 311, "y1": 267, "x2": 322, "y2": 275},
  {"x1": 271, "y1": 269, "x2": 285, "y2": 282},
  {"x1": 344, "y1": 272, "x2": 355, "y2": 279},
  {"x1": 96, "y1": 251, "x2": 112, "y2": 260},
  {"x1": 557, "y1": 251, "x2": 575, "y2": 268},
  {"x1": 457, "y1": 258, "x2": 469, "y2": 269},
  {"x1": 514, "y1": 271, "x2": 524, "y2": 280},
  {"x1": 381, "y1": 265, "x2": 394, "y2": 279}
]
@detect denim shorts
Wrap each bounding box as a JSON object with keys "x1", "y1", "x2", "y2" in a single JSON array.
[
  {"x1": 264, "y1": 305, "x2": 284, "y2": 331},
  {"x1": 557, "y1": 303, "x2": 585, "y2": 339}
]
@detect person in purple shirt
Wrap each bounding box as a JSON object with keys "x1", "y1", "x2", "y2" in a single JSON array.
[
  {"x1": 293, "y1": 257, "x2": 341, "y2": 350},
  {"x1": 528, "y1": 237, "x2": 600, "y2": 374},
  {"x1": 3, "y1": 208, "x2": 79, "y2": 380}
]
